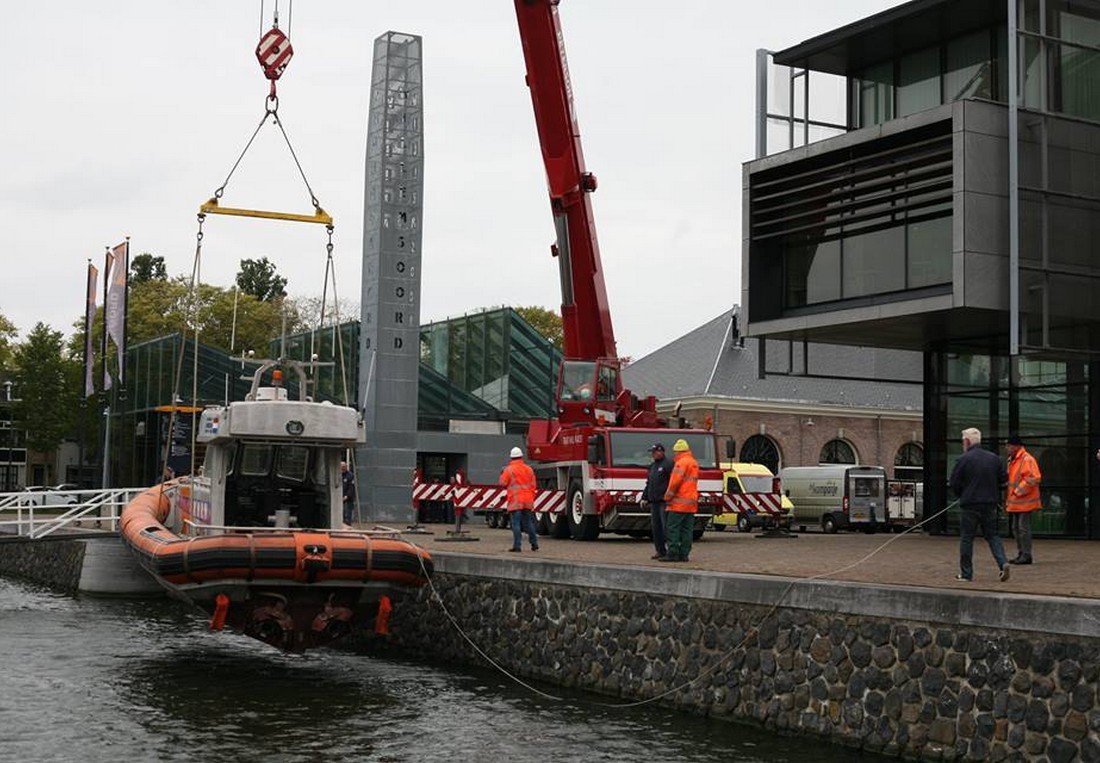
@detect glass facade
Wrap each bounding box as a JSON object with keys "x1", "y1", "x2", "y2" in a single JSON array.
[
  {"x1": 926, "y1": 352, "x2": 1092, "y2": 538},
  {"x1": 851, "y1": 26, "x2": 1006, "y2": 129},
  {"x1": 419, "y1": 308, "x2": 562, "y2": 429}
]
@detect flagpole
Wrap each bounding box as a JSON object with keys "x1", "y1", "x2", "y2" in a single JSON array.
[
  {"x1": 101, "y1": 246, "x2": 111, "y2": 489},
  {"x1": 79, "y1": 260, "x2": 90, "y2": 487}
]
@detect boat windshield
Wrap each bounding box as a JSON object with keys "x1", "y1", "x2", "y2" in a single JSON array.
[
  {"x1": 276, "y1": 446, "x2": 310, "y2": 483},
  {"x1": 240, "y1": 444, "x2": 273, "y2": 476}
]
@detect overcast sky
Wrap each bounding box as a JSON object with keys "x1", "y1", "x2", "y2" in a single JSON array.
[{"x1": 0, "y1": 0, "x2": 897, "y2": 360}]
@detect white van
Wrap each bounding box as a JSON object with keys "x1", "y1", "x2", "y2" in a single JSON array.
[{"x1": 778, "y1": 465, "x2": 887, "y2": 533}]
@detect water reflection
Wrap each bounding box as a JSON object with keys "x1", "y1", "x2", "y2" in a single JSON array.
[{"x1": 0, "y1": 578, "x2": 882, "y2": 762}]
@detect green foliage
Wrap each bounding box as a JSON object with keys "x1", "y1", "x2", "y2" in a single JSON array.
[
  {"x1": 13, "y1": 323, "x2": 79, "y2": 453},
  {"x1": 70, "y1": 277, "x2": 302, "y2": 361},
  {"x1": 514, "y1": 305, "x2": 564, "y2": 351},
  {"x1": 0, "y1": 311, "x2": 16, "y2": 379},
  {"x1": 236, "y1": 257, "x2": 288, "y2": 302},
  {"x1": 130, "y1": 253, "x2": 167, "y2": 284}
]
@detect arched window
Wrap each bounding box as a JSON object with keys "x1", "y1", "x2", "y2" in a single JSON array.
[
  {"x1": 740, "y1": 434, "x2": 781, "y2": 473},
  {"x1": 894, "y1": 442, "x2": 924, "y2": 479},
  {"x1": 820, "y1": 439, "x2": 857, "y2": 465}
]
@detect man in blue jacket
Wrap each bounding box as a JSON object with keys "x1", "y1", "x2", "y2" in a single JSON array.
[
  {"x1": 641, "y1": 443, "x2": 672, "y2": 560},
  {"x1": 949, "y1": 427, "x2": 1010, "y2": 583}
]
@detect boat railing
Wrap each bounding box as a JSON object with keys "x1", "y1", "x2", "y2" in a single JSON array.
[
  {"x1": 182, "y1": 519, "x2": 406, "y2": 539},
  {"x1": 0, "y1": 488, "x2": 145, "y2": 539}
]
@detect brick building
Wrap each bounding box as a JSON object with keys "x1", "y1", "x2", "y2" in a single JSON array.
[{"x1": 624, "y1": 308, "x2": 923, "y2": 478}]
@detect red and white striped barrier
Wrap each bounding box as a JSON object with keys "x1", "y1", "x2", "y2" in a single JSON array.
[
  {"x1": 412, "y1": 478, "x2": 566, "y2": 515},
  {"x1": 723, "y1": 492, "x2": 786, "y2": 516}
]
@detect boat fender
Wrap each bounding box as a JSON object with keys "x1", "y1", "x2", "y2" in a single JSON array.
[
  {"x1": 210, "y1": 593, "x2": 230, "y2": 631},
  {"x1": 374, "y1": 595, "x2": 393, "y2": 636}
]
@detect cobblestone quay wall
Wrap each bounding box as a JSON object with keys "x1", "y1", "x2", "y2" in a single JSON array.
[
  {"x1": 358, "y1": 555, "x2": 1100, "y2": 762},
  {"x1": 0, "y1": 538, "x2": 86, "y2": 591}
]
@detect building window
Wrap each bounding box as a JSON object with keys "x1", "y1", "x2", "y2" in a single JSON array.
[
  {"x1": 898, "y1": 47, "x2": 942, "y2": 117},
  {"x1": 820, "y1": 438, "x2": 858, "y2": 465},
  {"x1": 740, "y1": 434, "x2": 781, "y2": 474},
  {"x1": 857, "y1": 61, "x2": 895, "y2": 128},
  {"x1": 945, "y1": 30, "x2": 994, "y2": 102},
  {"x1": 895, "y1": 442, "x2": 924, "y2": 479}
]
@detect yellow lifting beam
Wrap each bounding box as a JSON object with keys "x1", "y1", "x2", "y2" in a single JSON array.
[{"x1": 199, "y1": 197, "x2": 333, "y2": 226}]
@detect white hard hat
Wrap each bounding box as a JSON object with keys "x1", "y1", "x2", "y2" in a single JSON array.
[{"x1": 510, "y1": 446, "x2": 524, "y2": 459}]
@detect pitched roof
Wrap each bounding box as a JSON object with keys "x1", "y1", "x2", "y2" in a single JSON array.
[{"x1": 623, "y1": 308, "x2": 922, "y2": 411}]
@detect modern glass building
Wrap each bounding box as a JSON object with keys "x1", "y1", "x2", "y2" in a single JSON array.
[
  {"x1": 744, "y1": 0, "x2": 1100, "y2": 537},
  {"x1": 104, "y1": 308, "x2": 560, "y2": 487}
]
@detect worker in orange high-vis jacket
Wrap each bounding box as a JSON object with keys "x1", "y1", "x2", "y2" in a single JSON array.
[
  {"x1": 1005, "y1": 435, "x2": 1042, "y2": 565},
  {"x1": 661, "y1": 439, "x2": 699, "y2": 563},
  {"x1": 501, "y1": 446, "x2": 539, "y2": 553}
]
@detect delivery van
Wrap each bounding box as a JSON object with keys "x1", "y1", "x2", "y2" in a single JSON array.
[
  {"x1": 778, "y1": 465, "x2": 887, "y2": 533},
  {"x1": 713, "y1": 462, "x2": 794, "y2": 533}
]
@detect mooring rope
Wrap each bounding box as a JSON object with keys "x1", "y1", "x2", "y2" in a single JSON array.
[{"x1": 412, "y1": 502, "x2": 958, "y2": 708}]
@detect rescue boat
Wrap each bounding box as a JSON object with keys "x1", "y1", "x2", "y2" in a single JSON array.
[{"x1": 119, "y1": 358, "x2": 432, "y2": 652}]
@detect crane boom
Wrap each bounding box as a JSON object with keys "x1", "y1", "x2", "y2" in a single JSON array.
[{"x1": 513, "y1": 0, "x2": 617, "y2": 362}]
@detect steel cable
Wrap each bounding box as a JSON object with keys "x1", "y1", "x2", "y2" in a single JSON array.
[{"x1": 411, "y1": 501, "x2": 960, "y2": 708}]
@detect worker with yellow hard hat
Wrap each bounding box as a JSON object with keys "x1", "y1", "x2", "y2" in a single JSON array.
[{"x1": 662, "y1": 438, "x2": 699, "y2": 562}]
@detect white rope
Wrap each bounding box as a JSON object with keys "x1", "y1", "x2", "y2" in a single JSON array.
[
  {"x1": 412, "y1": 503, "x2": 958, "y2": 709},
  {"x1": 414, "y1": 549, "x2": 563, "y2": 701}
]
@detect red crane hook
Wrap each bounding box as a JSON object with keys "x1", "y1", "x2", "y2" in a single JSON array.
[{"x1": 256, "y1": 25, "x2": 293, "y2": 101}]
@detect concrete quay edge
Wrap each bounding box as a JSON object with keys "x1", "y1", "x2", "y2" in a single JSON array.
[{"x1": 429, "y1": 551, "x2": 1100, "y2": 640}]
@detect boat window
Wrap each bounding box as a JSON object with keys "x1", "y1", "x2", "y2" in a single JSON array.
[
  {"x1": 276, "y1": 446, "x2": 310, "y2": 483},
  {"x1": 240, "y1": 444, "x2": 273, "y2": 476},
  {"x1": 313, "y1": 452, "x2": 329, "y2": 486}
]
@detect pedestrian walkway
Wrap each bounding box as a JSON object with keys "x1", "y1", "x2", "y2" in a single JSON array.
[{"x1": 410, "y1": 528, "x2": 1100, "y2": 599}]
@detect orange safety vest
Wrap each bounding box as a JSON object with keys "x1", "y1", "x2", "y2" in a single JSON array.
[
  {"x1": 664, "y1": 451, "x2": 699, "y2": 514},
  {"x1": 1006, "y1": 448, "x2": 1042, "y2": 513},
  {"x1": 500, "y1": 460, "x2": 537, "y2": 511}
]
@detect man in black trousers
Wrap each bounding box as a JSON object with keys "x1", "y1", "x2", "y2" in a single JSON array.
[
  {"x1": 641, "y1": 443, "x2": 672, "y2": 560},
  {"x1": 949, "y1": 427, "x2": 1011, "y2": 583}
]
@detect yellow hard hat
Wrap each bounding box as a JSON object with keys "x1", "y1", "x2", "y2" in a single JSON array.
[{"x1": 672, "y1": 438, "x2": 690, "y2": 452}]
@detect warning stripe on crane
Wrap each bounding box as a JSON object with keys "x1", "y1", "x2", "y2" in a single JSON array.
[{"x1": 724, "y1": 492, "x2": 786, "y2": 515}]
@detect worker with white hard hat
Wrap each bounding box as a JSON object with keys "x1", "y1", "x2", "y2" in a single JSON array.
[{"x1": 500, "y1": 446, "x2": 539, "y2": 552}]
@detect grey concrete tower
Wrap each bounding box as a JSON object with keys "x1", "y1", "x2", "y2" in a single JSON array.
[{"x1": 357, "y1": 32, "x2": 424, "y2": 522}]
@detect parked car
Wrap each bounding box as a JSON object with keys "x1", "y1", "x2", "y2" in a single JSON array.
[
  {"x1": 778, "y1": 465, "x2": 887, "y2": 533},
  {"x1": 712, "y1": 462, "x2": 794, "y2": 533},
  {"x1": 21, "y1": 484, "x2": 81, "y2": 507}
]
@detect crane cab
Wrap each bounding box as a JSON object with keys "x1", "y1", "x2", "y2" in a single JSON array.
[{"x1": 556, "y1": 359, "x2": 621, "y2": 425}]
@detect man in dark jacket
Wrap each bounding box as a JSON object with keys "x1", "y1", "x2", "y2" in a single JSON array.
[
  {"x1": 341, "y1": 461, "x2": 357, "y2": 525},
  {"x1": 949, "y1": 427, "x2": 1010, "y2": 583},
  {"x1": 641, "y1": 443, "x2": 672, "y2": 560}
]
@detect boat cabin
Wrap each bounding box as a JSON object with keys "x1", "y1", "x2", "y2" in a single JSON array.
[{"x1": 187, "y1": 361, "x2": 365, "y2": 534}]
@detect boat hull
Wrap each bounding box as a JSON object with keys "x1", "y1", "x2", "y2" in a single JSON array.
[{"x1": 119, "y1": 484, "x2": 432, "y2": 652}]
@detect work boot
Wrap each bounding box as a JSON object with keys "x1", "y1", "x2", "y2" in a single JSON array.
[
  {"x1": 508, "y1": 547, "x2": 520, "y2": 553},
  {"x1": 531, "y1": 545, "x2": 539, "y2": 551},
  {"x1": 999, "y1": 565, "x2": 1011, "y2": 582}
]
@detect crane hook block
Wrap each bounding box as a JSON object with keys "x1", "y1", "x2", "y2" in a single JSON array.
[{"x1": 256, "y1": 26, "x2": 294, "y2": 83}]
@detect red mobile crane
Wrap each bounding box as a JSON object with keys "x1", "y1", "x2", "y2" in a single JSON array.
[
  {"x1": 414, "y1": 2, "x2": 727, "y2": 539},
  {"x1": 509, "y1": 0, "x2": 725, "y2": 540}
]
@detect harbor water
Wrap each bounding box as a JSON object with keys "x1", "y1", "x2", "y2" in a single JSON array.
[{"x1": 0, "y1": 577, "x2": 884, "y2": 762}]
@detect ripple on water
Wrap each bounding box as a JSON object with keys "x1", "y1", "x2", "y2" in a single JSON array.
[{"x1": 0, "y1": 577, "x2": 882, "y2": 763}]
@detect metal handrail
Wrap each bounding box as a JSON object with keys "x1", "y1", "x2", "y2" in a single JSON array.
[{"x1": 0, "y1": 488, "x2": 144, "y2": 539}]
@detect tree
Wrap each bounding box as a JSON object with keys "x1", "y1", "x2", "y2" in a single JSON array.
[
  {"x1": 70, "y1": 276, "x2": 305, "y2": 361},
  {"x1": 236, "y1": 257, "x2": 288, "y2": 302},
  {"x1": 0, "y1": 311, "x2": 16, "y2": 379},
  {"x1": 13, "y1": 323, "x2": 78, "y2": 454},
  {"x1": 515, "y1": 305, "x2": 564, "y2": 351},
  {"x1": 130, "y1": 253, "x2": 167, "y2": 284}
]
